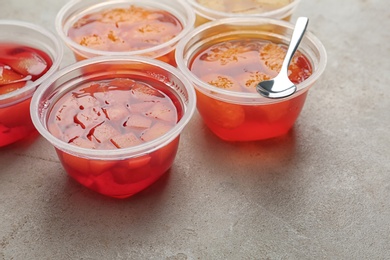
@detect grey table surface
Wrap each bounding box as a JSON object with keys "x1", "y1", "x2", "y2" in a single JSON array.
[{"x1": 1, "y1": 0, "x2": 389, "y2": 259}]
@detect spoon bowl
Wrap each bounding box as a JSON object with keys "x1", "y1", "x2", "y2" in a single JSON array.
[{"x1": 257, "y1": 17, "x2": 309, "y2": 98}]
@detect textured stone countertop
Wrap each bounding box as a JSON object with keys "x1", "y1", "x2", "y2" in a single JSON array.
[{"x1": 1, "y1": 0, "x2": 389, "y2": 259}]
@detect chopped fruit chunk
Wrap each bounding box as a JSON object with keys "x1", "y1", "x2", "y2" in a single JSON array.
[
  {"x1": 259, "y1": 43, "x2": 312, "y2": 84},
  {"x1": 259, "y1": 43, "x2": 287, "y2": 72},
  {"x1": 2, "y1": 49, "x2": 48, "y2": 76},
  {"x1": 74, "y1": 107, "x2": 105, "y2": 129},
  {"x1": 125, "y1": 155, "x2": 151, "y2": 169},
  {"x1": 89, "y1": 160, "x2": 117, "y2": 176},
  {"x1": 75, "y1": 95, "x2": 100, "y2": 110},
  {"x1": 130, "y1": 101, "x2": 154, "y2": 113},
  {"x1": 110, "y1": 165, "x2": 151, "y2": 185},
  {"x1": 110, "y1": 132, "x2": 142, "y2": 148},
  {"x1": 125, "y1": 114, "x2": 152, "y2": 129},
  {"x1": 69, "y1": 136, "x2": 97, "y2": 149},
  {"x1": 196, "y1": 91, "x2": 245, "y2": 129},
  {"x1": 236, "y1": 70, "x2": 271, "y2": 92},
  {"x1": 60, "y1": 152, "x2": 91, "y2": 174},
  {"x1": 141, "y1": 122, "x2": 173, "y2": 142},
  {"x1": 90, "y1": 122, "x2": 119, "y2": 143},
  {"x1": 144, "y1": 102, "x2": 177, "y2": 122},
  {"x1": 131, "y1": 82, "x2": 165, "y2": 100},
  {"x1": 0, "y1": 63, "x2": 26, "y2": 85},
  {"x1": 201, "y1": 73, "x2": 242, "y2": 92},
  {"x1": 102, "y1": 104, "x2": 129, "y2": 121}
]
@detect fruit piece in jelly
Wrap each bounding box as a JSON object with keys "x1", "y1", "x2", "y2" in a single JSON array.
[
  {"x1": 201, "y1": 73, "x2": 242, "y2": 92},
  {"x1": 200, "y1": 41, "x2": 256, "y2": 65},
  {"x1": 89, "y1": 160, "x2": 117, "y2": 176},
  {"x1": 74, "y1": 107, "x2": 105, "y2": 129},
  {"x1": 197, "y1": 92, "x2": 245, "y2": 129},
  {"x1": 131, "y1": 82, "x2": 165, "y2": 100},
  {"x1": 125, "y1": 114, "x2": 152, "y2": 129},
  {"x1": 75, "y1": 95, "x2": 100, "y2": 110},
  {"x1": 0, "y1": 63, "x2": 26, "y2": 85},
  {"x1": 144, "y1": 102, "x2": 177, "y2": 122},
  {"x1": 3, "y1": 48, "x2": 48, "y2": 76},
  {"x1": 141, "y1": 122, "x2": 173, "y2": 142},
  {"x1": 110, "y1": 165, "x2": 151, "y2": 185},
  {"x1": 89, "y1": 122, "x2": 119, "y2": 143},
  {"x1": 129, "y1": 101, "x2": 155, "y2": 113},
  {"x1": 61, "y1": 152, "x2": 91, "y2": 175},
  {"x1": 153, "y1": 136, "x2": 179, "y2": 165},
  {"x1": 259, "y1": 43, "x2": 312, "y2": 83},
  {"x1": 125, "y1": 154, "x2": 151, "y2": 169},
  {"x1": 69, "y1": 136, "x2": 97, "y2": 149},
  {"x1": 126, "y1": 20, "x2": 179, "y2": 47},
  {"x1": 102, "y1": 104, "x2": 129, "y2": 121},
  {"x1": 110, "y1": 132, "x2": 143, "y2": 148},
  {"x1": 236, "y1": 70, "x2": 271, "y2": 93}
]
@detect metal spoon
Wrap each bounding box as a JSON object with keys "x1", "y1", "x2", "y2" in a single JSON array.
[{"x1": 256, "y1": 17, "x2": 309, "y2": 99}]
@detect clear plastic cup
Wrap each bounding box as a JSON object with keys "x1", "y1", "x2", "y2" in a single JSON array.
[
  {"x1": 30, "y1": 56, "x2": 196, "y2": 198},
  {"x1": 175, "y1": 17, "x2": 327, "y2": 142},
  {"x1": 185, "y1": 0, "x2": 301, "y2": 26},
  {"x1": 55, "y1": 0, "x2": 195, "y2": 66},
  {"x1": 0, "y1": 20, "x2": 63, "y2": 147}
]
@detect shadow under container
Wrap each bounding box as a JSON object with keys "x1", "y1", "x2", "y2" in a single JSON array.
[
  {"x1": 175, "y1": 17, "x2": 327, "y2": 142},
  {"x1": 55, "y1": 0, "x2": 195, "y2": 66},
  {"x1": 185, "y1": 0, "x2": 301, "y2": 26},
  {"x1": 0, "y1": 20, "x2": 63, "y2": 147},
  {"x1": 30, "y1": 56, "x2": 196, "y2": 198}
]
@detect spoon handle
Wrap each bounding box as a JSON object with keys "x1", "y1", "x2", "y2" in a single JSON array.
[{"x1": 280, "y1": 17, "x2": 309, "y2": 75}]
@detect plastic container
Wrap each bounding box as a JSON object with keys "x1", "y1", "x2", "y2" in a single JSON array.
[
  {"x1": 30, "y1": 56, "x2": 196, "y2": 198},
  {"x1": 175, "y1": 17, "x2": 327, "y2": 141},
  {"x1": 185, "y1": 0, "x2": 301, "y2": 26},
  {"x1": 55, "y1": 0, "x2": 195, "y2": 66},
  {"x1": 0, "y1": 20, "x2": 63, "y2": 147}
]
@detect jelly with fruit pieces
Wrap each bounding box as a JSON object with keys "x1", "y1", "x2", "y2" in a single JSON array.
[
  {"x1": 196, "y1": 0, "x2": 292, "y2": 14},
  {"x1": 68, "y1": 5, "x2": 183, "y2": 64},
  {"x1": 189, "y1": 39, "x2": 312, "y2": 141},
  {"x1": 47, "y1": 77, "x2": 182, "y2": 198},
  {"x1": 0, "y1": 42, "x2": 52, "y2": 146}
]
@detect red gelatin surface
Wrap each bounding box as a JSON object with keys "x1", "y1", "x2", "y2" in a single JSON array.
[{"x1": 68, "y1": 5, "x2": 183, "y2": 65}]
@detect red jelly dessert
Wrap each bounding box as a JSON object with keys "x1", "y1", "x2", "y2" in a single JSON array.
[
  {"x1": 0, "y1": 42, "x2": 52, "y2": 146},
  {"x1": 47, "y1": 77, "x2": 182, "y2": 198},
  {"x1": 189, "y1": 39, "x2": 312, "y2": 141},
  {"x1": 67, "y1": 5, "x2": 183, "y2": 64}
]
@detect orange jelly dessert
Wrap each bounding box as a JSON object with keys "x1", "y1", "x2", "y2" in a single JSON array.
[
  {"x1": 196, "y1": 0, "x2": 292, "y2": 14},
  {"x1": 0, "y1": 43, "x2": 52, "y2": 146},
  {"x1": 47, "y1": 77, "x2": 182, "y2": 198},
  {"x1": 67, "y1": 5, "x2": 183, "y2": 64},
  {"x1": 189, "y1": 39, "x2": 312, "y2": 141}
]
